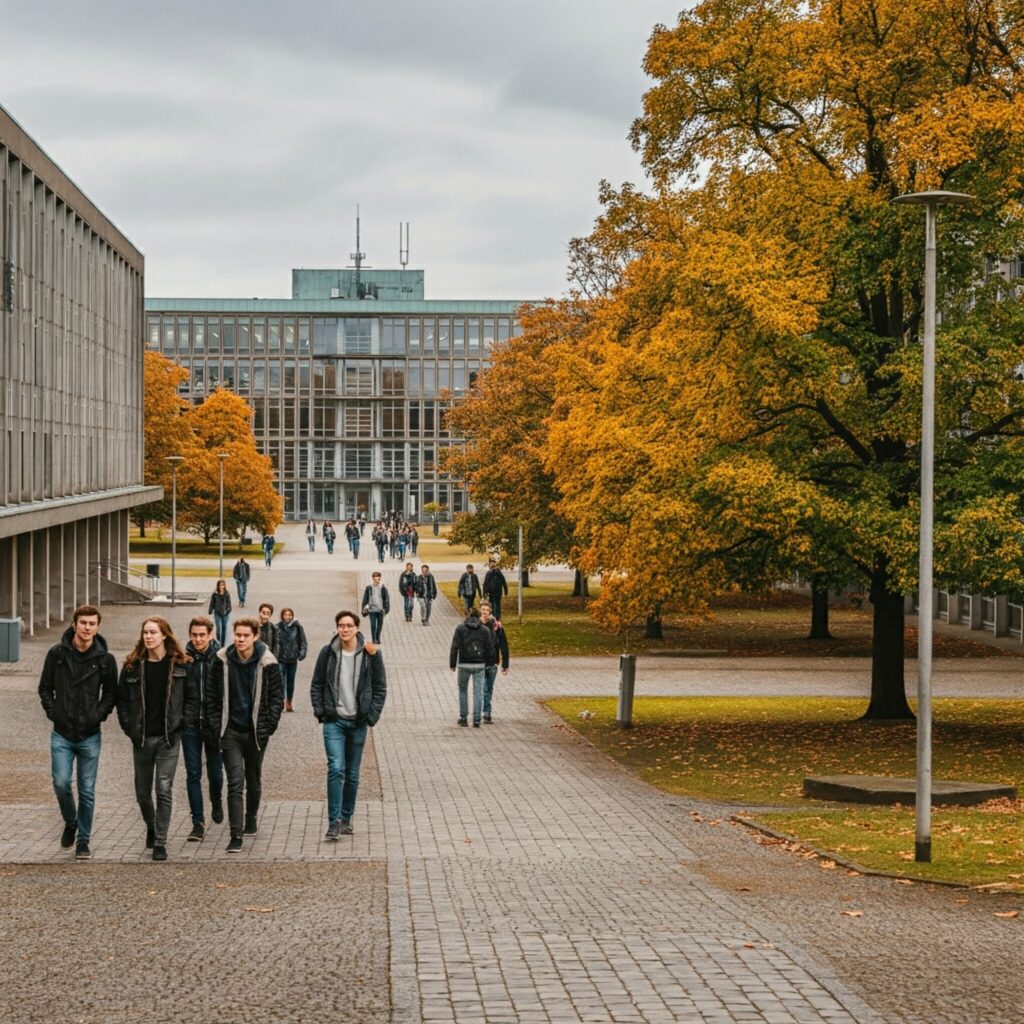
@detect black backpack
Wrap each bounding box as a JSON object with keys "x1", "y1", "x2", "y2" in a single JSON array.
[{"x1": 459, "y1": 625, "x2": 489, "y2": 664}]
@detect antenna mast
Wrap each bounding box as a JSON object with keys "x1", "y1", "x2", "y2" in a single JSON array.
[
  {"x1": 399, "y1": 222, "x2": 410, "y2": 269},
  {"x1": 349, "y1": 205, "x2": 366, "y2": 297}
]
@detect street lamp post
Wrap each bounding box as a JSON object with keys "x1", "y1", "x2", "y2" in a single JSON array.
[
  {"x1": 217, "y1": 452, "x2": 230, "y2": 578},
  {"x1": 165, "y1": 456, "x2": 185, "y2": 606},
  {"x1": 892, "y1": 189, "x2": 973, "y2": 863}
]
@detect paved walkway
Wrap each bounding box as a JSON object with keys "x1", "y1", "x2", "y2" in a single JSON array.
[{"x1": 2, "y1": 524, "x2": 1022, "y2": 1023}]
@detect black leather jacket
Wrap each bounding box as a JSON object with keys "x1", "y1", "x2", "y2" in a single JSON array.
[
  {"x1": 116, "y1": 656, "x2": 196, "y2": 747},
  {"x1": 37, "y1": 629, "x2": 118, "y2": 742}
]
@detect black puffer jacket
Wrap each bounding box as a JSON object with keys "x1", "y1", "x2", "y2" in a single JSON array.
[
  {"x1": 205, "y1": 641, "x2": 284, "y2": 749},
  {"x1": 276, "y1": 620, "x2": 307, "y2": 664},
  {"x1": 37, "y1": 629, "x2": 118, "y2": 741},
  {"x1": 309, "y1": 635, "x2": 386, "y2": 727},
  {"x1": 115, "y1": 657, "x2": 196, "y2": 747}
]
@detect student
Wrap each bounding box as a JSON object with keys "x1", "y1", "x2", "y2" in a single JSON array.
[
  {"x1": 232, "y1": 556, "x2": 251, "y2": 607},
  {"x1": 37, "y1": 605, "x2": 118, "y2": 860},
  {"x1": 310, "y1": 611, "x2": 386, "y2": 839},
  {"x1": 261, "y1": 532, "x2": 275, "y2": 568},
  {"x1": 205, "y1": 618, "x2": 284, "y2": 852},
  {"x1": 257, "y1": 603, "x2": 279, "y2": 659},
  {"x1": 276, "y1": 607, "x2": 308, "y2": 712},
  {"x1": 482, "y1": 561, "x2": 509, "y2": 622},
  {"x1": 449, "y1": 607, "x2": 495, "y2": 728},
  {"x1": 457, "y1": 564, "x2": 481, "y2": 613},
  {"x1": 208, "y1": 579, "x2": 232, "y2": 647},
  {"x1": 479, "y1": 601, "x2": 510, "y2": 724},
  {"x1": 183, "y1": 616, "x2": 224, "y2": 841},
  {"x1": 415, "y1": 564, "x2": 438, "y2": 625},
  {"x1": 361, "y1": 571, "x2": 391, "y2": 644},
  {"x1": 305, "y1": 519, "x2": 317, "y2": 552},
  {"x1": 116, "y1": 617, "x2": 194, "y2": 862},
  {"x1": 399, "y1": 562, "x2": 418, "y2": 623}
]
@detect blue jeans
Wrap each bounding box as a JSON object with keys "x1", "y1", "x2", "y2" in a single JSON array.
[
  {"x1": 181, "y1": 726, "x2": 224, "y2": 826},
  {"x1": 50, "y1": 730, "x2": 101, "y2": 843},
  {"x1": 457, "y1": 666, "x2": 485, "y2": 724},
  {"x1": 484, "y1": 665, "x2": 499, "y2": 716},
  {"x1": 280, "y1": 661, "x2": 298, "y2": 702},
  {"x1": 403, "y1": 594, "x2": 414, "y2": 620},
  {"x1": 213, "y1": 611, "x2": 229, "y2": 647},
  {"x1": 323, "y1": 718, "x2": 368, "y2": 823},
  {"x1": 235, "y1": 577, "x2": 248, "y2": 605},
  {"x1": 352, "y1": 538, "x2": 360, "y2": 559},
  {"x1": 376, "y1": 544, "x2": 385, "y2": 562},
  {"x1": 368, "y1": 611, "x2": 384, "y2": 643},
  {"x1": 307, "y1": 535, "x2": 315, "y2": 551}
]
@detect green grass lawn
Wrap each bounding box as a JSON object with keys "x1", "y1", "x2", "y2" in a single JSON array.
[
  {"x1": 545, "y1": 695, "x2": 1024, "y2": 886},
  {"x1": 129, "y1": 533, "x2": 273, "y2": 560}
]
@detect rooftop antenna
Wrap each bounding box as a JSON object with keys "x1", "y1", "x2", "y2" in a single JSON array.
[
  {"x1": 399, "y1": 222, "x2": 410, "y2": 269},
  {"x1": 349, "y1": 205, "x2": 366, "y2": 297}
]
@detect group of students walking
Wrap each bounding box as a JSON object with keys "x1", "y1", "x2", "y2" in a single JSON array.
[{"x1": 38, "y1": 603, "x2": 386, "y2": 861}]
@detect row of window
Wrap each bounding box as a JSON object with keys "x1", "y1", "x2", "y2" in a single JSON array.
[
  {"x1": 147, "y1": 314, "x2": 519, "y2": 358},
  {"x1": 259, "y1": 441, "x2": 457, "y2": 481},
  {"x1": 285, "y1": 482, "x2": 468, "y2": 520},
  {"x1": 250, "y1": 398, "x2": 456, "y2": 439}
]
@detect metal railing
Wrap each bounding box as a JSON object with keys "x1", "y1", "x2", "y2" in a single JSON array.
[{"x1": 90, "y1": 561, "x2": 161, "y2": 596}]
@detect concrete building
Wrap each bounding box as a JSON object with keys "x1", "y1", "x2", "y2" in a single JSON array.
[
  {"x1": 146, "y1": 265, "x2": 526, "y2": 521},
  {"x1": 0, "y1": 103, "x2": 160, "y2": 636}
]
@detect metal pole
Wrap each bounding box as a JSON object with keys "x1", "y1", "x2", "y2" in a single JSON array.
[
  {"x1": 217, "y1": 453, "x2": 229, "y2": 578},
  {"x1": 915, "y1": 200, "x2": 937, "y2": 864},
  {"x1": 166, "y1": 455, "x2": 184, "y2": 607},
  {"x1": 517, "y1": 523, "x2": 523, "y2": 622}
]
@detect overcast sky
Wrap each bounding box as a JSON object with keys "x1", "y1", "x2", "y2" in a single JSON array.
[{"x1": 1, "y1": 1, "x2": 683, "y2": 301}]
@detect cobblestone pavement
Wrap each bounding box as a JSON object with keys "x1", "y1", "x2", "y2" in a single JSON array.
[{"x1": 2, "y1": 524, "x2": 1022, "y2": 1023}]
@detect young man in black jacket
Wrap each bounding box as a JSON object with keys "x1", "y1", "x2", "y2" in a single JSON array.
[
  {"x1": 310, "y1": 611, "x2": 386, "y2": 839},
  {"x1": 116, "y1": 616, "x2": 195, "y2": 861},
  {"x1": 183, "y1": 616, "x2": 224, "y2": 841},
  {"x1": 482, "y1": 561, "x2": 509, "y2": 621},
  {"x1": 479, "y1": 601, "x2": 510, "y2": 725},
  {"x1": 415, "y1": 564, "x2": 438, "y2": 625},
  {"x1": 457, "y1": 564, "x2": 482, "y2": 613},
  {"x1": 399, "y1": 562, "x2": 418, "y2": 622},
  {"x1": 449, "y1": 607, "x2": 496, "y2": 728},
  {"x1": 37, "y1": 605, "x2": 118, "y2": 860},
  {"x1": 205, "y1": 618, "x2": 284, "y2": 853}
]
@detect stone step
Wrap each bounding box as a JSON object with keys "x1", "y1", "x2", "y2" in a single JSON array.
[{"x1": 803, "y1": 774, "x2": 1016, "y2": 806}]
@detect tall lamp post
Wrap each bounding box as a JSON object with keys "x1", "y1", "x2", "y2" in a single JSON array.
[
  {"x1": 165, "y1": 456, "x2": 184, "y2": 606},
  {"x1": 217, "y1": 452, "x2": 230, "y2": 578},
  {"x1": 892, "y1": 189, "x2": 973, "y2": 863}
]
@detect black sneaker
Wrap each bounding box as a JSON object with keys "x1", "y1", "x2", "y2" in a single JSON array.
[
  {"x1": 75, "y1": 840, "x2": 91, "y2": 860},
  {"x1": 145, "y1": 827, "x2": 155, "y2": 850},
  {"x1": 243, "y1": 816, "x2": 258, "y2": 835},
  {"x1": 339, "y1": 820, "x2": 354, "y2": 835},
  {"x1": 325, "y1": 820, "x2": 340, "y2": 842},
  {"x1": 152, "y1": 845, "x2": 167, "y2": 862},
  {"x1": 60, "y1": 823, "x2": 77, "y2": 849},
  {"x1": 472, "y1": 721, "x2": 481, "y2": 728},
  {"x1": 458, "y1": 718, "x2": 468, "y2": 727},
  {"x1": 225, "y1": 836, "x2": 243, "y2": 854},
  {"x1": 211, "y1": 799, "x2": 224, "y2": 825},
  {"x1": 483, "y1": 715, "x2": 493, "y2": 724},
  {"x1": 187, "y1": 823, "x2": 205, "y2": 842}
]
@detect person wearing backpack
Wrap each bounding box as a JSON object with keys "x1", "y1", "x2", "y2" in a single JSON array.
[{"x1": 449, "y1": 607, "x2": 495, "y2": 728}]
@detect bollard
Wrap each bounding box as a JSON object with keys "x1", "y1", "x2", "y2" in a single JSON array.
[{"x1": 617, "y1": 653, "x2": 636, "y2": 727}]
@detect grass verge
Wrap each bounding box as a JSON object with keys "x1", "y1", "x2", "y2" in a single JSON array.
[{"x1": 545, "y1": 695, "x2": 1024, "y2": 887}]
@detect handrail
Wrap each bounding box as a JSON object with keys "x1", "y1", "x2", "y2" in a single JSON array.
[{"x1": 89, "y1": 560, "x2": 160, "y2": 595}]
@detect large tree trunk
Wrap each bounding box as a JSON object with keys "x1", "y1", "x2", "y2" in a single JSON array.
[
  {"x1": 808, "y1": 576, "x2": 833, "y2": 639},
  {"x1": 862, "y1": 555, "x2": 914, "y2": 720},
  {"x1": 520, "y1": 569, "x2": 530, "y2": 588},
  {"x1": 572, "y1": 569, "x2": 590, "y2": 598},
  {"x1": 645, "y1": 602, "x2": 663, "y2": 639}
]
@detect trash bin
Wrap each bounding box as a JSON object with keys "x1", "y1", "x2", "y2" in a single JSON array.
[
  {"x1": 146, "y1": 563, "x2": 160, "y2": 577},
  {"x1": 0, "y1": 618, "x2": 20, "y2": 663}
]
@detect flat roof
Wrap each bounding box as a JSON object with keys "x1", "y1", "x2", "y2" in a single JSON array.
[{"x1": 145, "y1": 298, "x2": 530, "y2": 314}]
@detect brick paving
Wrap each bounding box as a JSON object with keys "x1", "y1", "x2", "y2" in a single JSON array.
[{"x1": 2, "y1": 523, "x2": 1022, "y2": 1022}]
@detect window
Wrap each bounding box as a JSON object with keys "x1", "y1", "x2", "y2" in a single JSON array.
[
  {"x1": 208, "y1": 318, "x2": 221, "y2": 352},
  {"x1": 437, "y1": 318, "x2": 451, "y2": 356},
  {"x1": 254, "y1": 318, "x2": 266, "y2": 353},
  {"x1": 423, "y1": 444, "x2": 436, "y2": 474},
  {"x1": 408, "y1": 320, "x2": 420, "y2": 355},
  {"x1": 438, "y1": 363, "x2": 450, "y2": 393},
  {"x1": 382, "y1": 401, "x2": 405, "y2": 437},
  {"x1": 223, "y1": 318, "x2": 235, "y2": 353},
  {"x1": 382, "y1": 361, "x2": 405, "y2": 395},
  {"x1": 423, "y1": 363, "x2": 436, "y2": 397},
  {"x1": 423, "y1": 400, "x2": 436, "y2": 436},
  {"x1": 498, "y1": 318, "x2": 511, "y2": 342},
  {"x1": 283, "y1": 320, "x2": 296, "y2": 353},
  {"x1": 383, "y1": 443, "x2": 405, "y2": 478},
  {"x1": 453, "y1": 318, "x2": 465, "y2": 355},
  {"x1": 238, "y1": 318, "x2": 250, "y2": 352},
  {"x1": 313, "y1": 359, "x2": 337, "y2": 393},
  {"x1": 314, "y1": 319, "x2": 340, "y2": 355},
  {"x1": 423, "y1": 318, "x2": 435, "y2": 356},
  {"x1": 382, "y1": 318, "x2": 406, "y2": 354},
  {"x1": 407, "y1": 362, "x2": 421, "y2": 396},
  {"x1": 177, "y1": 317, "x2": 189, "y2": 351},
  {"x1": 343, "y1": 401, "x2": 372, "y2": 437},
  {"x1": 236, "y1": 361, "x2": 250, "y2": 394},
  {"x1": 343, "y1": 444, "x2": 372, "y2": 477},
  {"x1": 252, "y1": 362, "x2": 265, "y2": 395},
  {"x1": 163, "y1": 318, "x2": 175, "y2": 353},
  {"x1": 408, "y1": 401, "x2": 420, "y2": 436},
  {"x1": 468, "y1": 318, "x2": 480, "y2": 353},
  {"x1": 343, "y1": 318, "x2": 372, "y2": 354},
  {"x1": 344, "y1": 363, "x2": 374, "y2": 395},
  {"x1": 268, "y1": 319, "x2": 281, "y2": 353},
  {"x1": 299, "y1": 361, "x2": 310, "y2": 392},
  {"x1": 148, "y1": 318, "x2": 160, "y2": 350},
  {"x1": 483, "y1": 318, "x2": 495, "y2": 351},
  {"x1": 283, "y1": 359, "x2": 296, "y2": 392},
  {"x1": 313, "y1": 442, "x2": 336, "y2": 478},
  {"x1": 298, "y1": 318, "x2": 311, "y2": 355},
  {"x1": 268, "y1": 362, "x2": 281, "y2": 390},
  {"x1": 313, "y1": 399, "x2": 337, "y2": 437}
]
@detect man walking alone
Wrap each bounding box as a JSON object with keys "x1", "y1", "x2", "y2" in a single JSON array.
[
  {"x1": 37, "y1": 605, "x2": 118, "y2": 860},
  {"x1": 415, "y1": 564, "x2": 438, "y2": 625}
]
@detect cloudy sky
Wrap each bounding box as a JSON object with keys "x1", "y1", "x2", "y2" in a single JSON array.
[{"x1": 1, "y1": 1, "x2": 682, "y2": 301}]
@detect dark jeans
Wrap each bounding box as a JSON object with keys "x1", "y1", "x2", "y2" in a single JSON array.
[
  {"x1": 221, "y1": 727, "x2": 267, "y2": 838},
  {"x1": 235, "y1": 577, "x2": 248, "y2": 605},
  {"x1": 368, "y1": 611, "x2": 384, "y2": 643},
  {"x1": 485, "y1": 594, "x2": 503, "y2": 620},
  {"x1": 213, "y1": 611, "x2": 230, "y2": 647},
  {"x1": 280, "y1": 661, "x2": 298, "y2": 702},
  {"x1": 403, "y1": 594, "x2": 415, "y2": 620},
  {"x1": 462, "y1": 595, "x2": 475, "y2": 613},
  {"x1": 181, "y1": 726, "x2": 224, "y2": 826},
  {"x1": 50, "y1": 730, "x2": 101, "y2": 843},
  {"x1": 132, "y1": 735, "x2": 181, "y2": 845},
  {"x1": 323, "y1": 718, "x2": 368, "y2": 823},
  {"x1": 484, "y1": 665, "x2": 499, "y2": 716}
]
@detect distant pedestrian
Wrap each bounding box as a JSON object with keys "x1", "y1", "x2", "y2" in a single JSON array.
[
  {"x1": 37, "y1": 605, "x2": 118, "y2": 860},
  {"x1": 116, "y1": 616, "x2": 194, "y2": 862},
  {"x1": 183, "y1": 616, "x2": 224, "y2": 841},
  {"x1": 310, "y1": 611, "x2": 386, "y2": 839},
  {"x1": 208, "y1": 579, "x2": 232, "y2": 647},
  {"x1": 206, "y1": 618, "x2": 284, "y2": 852},
  {"x1": 374, "y1": 524, "x2": 387, "y2": 562},
  {"x1": 325, "y1": 523, "x2": 336, "y2": 555},
  {"x1": 232, "y1": 556, "x2": 251, "y2": 607},
  {"x1": 482, "y1": 561, "x2": 509, "y2": 621},
  {"x1": 261, "y1": 532, "x2": 276, "y2": 568},
  {"x1": 415, "y1": 564, "x2": 438, "y2": 625},
  {"x1": 479, "y1": 602, "x2": 510, "y2": 725},
  {"x1": 276, "y1": 608, "x2": 308, "y2": 713},
  {"x1": 449, "y1": 608, "x2": 495, "y2": 728},
  {"x1": 305, "y1": 519, "x2": 317, "y2": 552},
  {"x1": 399, "y1": 562, "x2": 418, "y2": 622},
  {"x1": 457, "y1": 564, "x2": 481, "y2": 613},
  {"x1": 361, "y1": 571, "x2": 391, "y2": 644},
  {"x1": 409, "y1": 525, "x2": 419, "y2": 556},
  {"x1": 257, "y1": 603, "x2": 279, "y2": 659}
]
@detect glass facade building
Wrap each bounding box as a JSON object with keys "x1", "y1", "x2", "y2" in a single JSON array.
[
  {"x1": 146, "y1": 269, "x2": 525, "y2": 521},
  {"x1": 0, "y1": 103, "x2": 161, "y2": 635}
]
